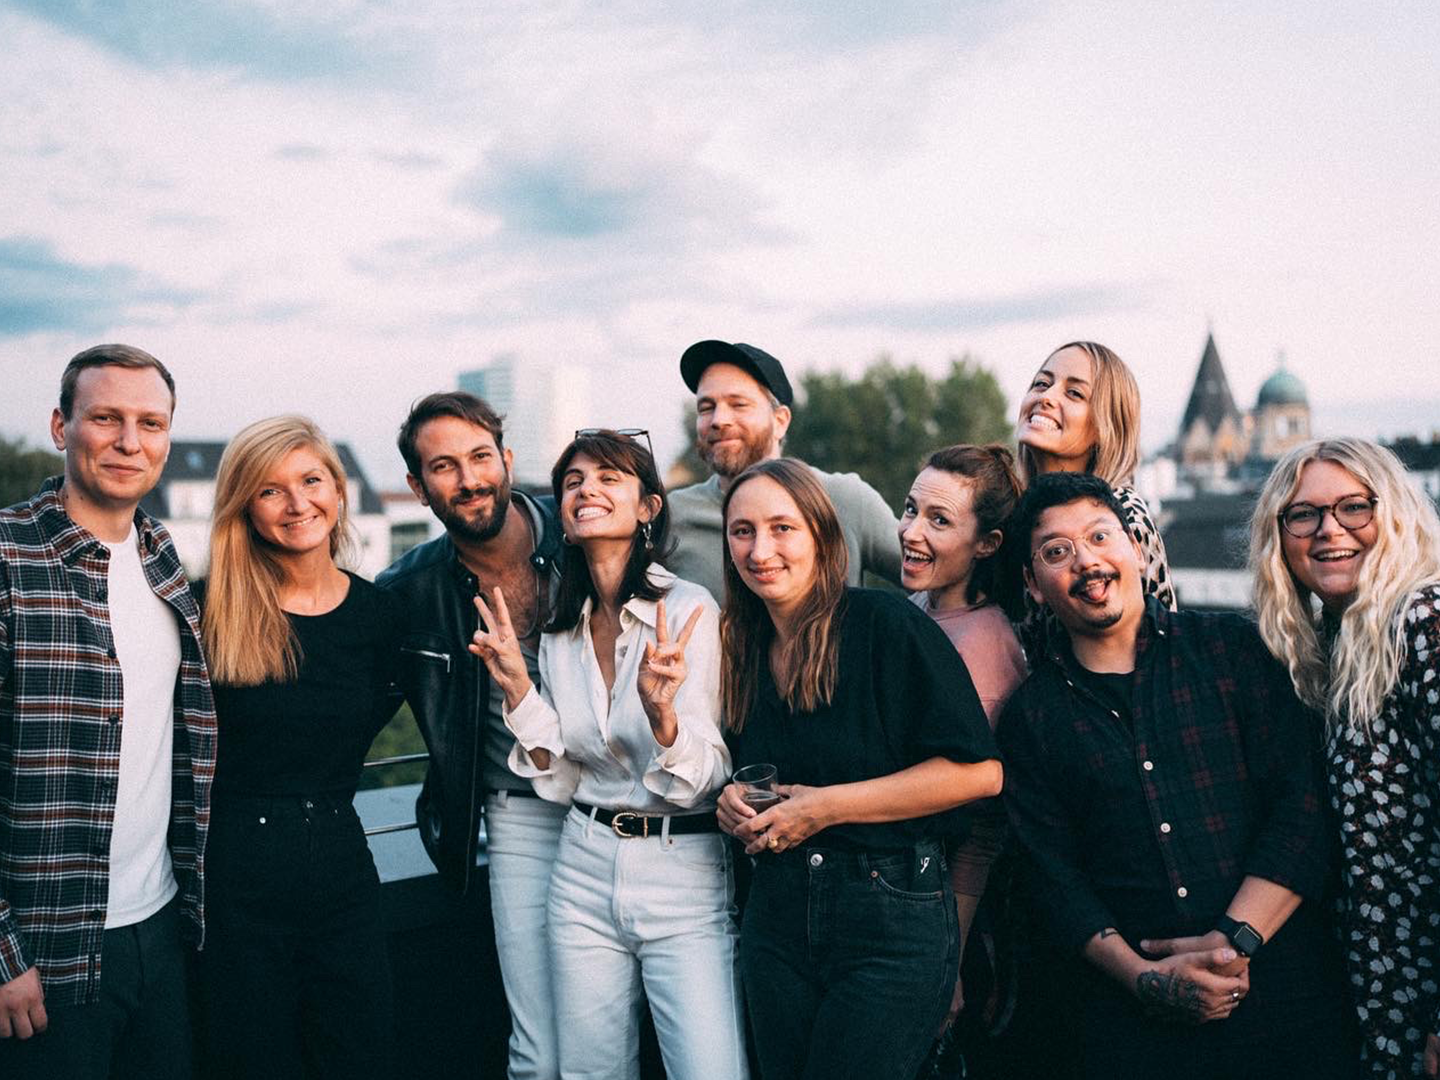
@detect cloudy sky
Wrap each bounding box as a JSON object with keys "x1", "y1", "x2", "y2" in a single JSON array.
[{"x1": 3, "y1": 1, "x2": 1437, "y2": 490}]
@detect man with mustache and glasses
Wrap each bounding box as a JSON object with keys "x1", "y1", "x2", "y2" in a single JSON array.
[
  {"x1": 665, "y1": 340, "x2": 902, "y2": 601},
  {"x1": 377, "y1": 392, "x2": 565, "y2": 1080},
  {"x1": 994, "y1": 472, "x2": 1353, "y2": 1080}
]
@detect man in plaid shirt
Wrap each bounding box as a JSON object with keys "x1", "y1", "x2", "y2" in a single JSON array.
[
  {"x1": 0, "y1": 345, "x2": 216, "y2": 1080},
  {"x1": 997, "y1": 472, "x2": 1353, "y2": 1080}
]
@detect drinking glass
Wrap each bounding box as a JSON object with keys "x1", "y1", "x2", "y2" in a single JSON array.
[{"x1": 733, "y1": 763, "x2": 781, "y2": 810}]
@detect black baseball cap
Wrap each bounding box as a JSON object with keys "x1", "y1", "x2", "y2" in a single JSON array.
[{"x1": 679, "y1": 340, "x2": 794, "y2": 407}]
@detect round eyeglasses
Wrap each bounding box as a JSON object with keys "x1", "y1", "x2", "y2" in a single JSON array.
[
  {"x1": 1277, "y1": 495, "x2": 1377, "y2": 538},
  {"x1": 1031, "y1": 527, "x2": 1123, "y2": 568}
]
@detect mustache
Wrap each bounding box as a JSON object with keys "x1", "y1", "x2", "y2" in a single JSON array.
[
  {"x1": 1069, "y1": 570, "x2": 1119, "y2": 597},
  {"x1": 450, "y1": 485, "x2": 498, "y2": 505}
]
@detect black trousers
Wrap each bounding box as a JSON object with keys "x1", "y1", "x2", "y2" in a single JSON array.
[
  {"x1": 196, "y1": 792, "x2": 394, "y2": 1080},
  {"x1": 0, "y1": 896, "x2": 193, "y2": 1080},
  {"x1": 1073, "y1": 952, "x2": 1359, "y2": 1080}
]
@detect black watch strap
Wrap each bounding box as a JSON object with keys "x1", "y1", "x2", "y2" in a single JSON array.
[{"x1": 1215, "y1": 914, "x2": 1264, "y2": 956}]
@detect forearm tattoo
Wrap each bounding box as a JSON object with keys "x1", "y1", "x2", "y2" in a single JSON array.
[{"x1": 1136, "y1": 970, "x2": 1206, "y2": 1023}]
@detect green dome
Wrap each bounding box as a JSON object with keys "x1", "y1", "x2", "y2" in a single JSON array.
[{"x1": 1257, "y1": 368, "x2": 1307, "y2": 407}]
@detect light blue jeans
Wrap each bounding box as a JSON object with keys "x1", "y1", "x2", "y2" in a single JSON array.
[
  {"x1": 486, "y1": 792, "x2": 569, "y2": 1080},
  {"x1": 548, "y1": 805, "x2": 748, "y2": 1080}
]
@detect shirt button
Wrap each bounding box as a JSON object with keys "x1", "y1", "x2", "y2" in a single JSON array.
[
  {"x1": 1142, "y1": 760, "x2": 1154, "y2": 771},
  {"x1": 808, "y1": 853, "x2": 823, "y2": 868},
  {"x1": 108, "y1": 713, "x2": 120, "y2": 724},
  {"x1": 1160, "y1": 822, "x2": 1172, "y2": 834},
  {"x1": 90, "y1": 909, "x2": 103, "y2": 921},
  {"x1": 1176, "y1": 886, "x2": 1188, "y2": 898}
]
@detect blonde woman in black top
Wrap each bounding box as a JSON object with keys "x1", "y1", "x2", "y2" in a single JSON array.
[{"x1": 197, "y1": 416, "x2": 401, "y2": 1080}]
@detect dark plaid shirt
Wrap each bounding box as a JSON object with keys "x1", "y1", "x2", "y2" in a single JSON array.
[
  {"x1": 0, "y1": 479, "x2": 216, "y2": 1004},
  {"x1": 996, "y1": 601, "x2": 1329, "y2": 958}
]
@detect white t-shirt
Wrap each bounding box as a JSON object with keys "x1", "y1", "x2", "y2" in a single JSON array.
[{"x1": 103, "y1": 526, "x2": 182, "y2": 928}]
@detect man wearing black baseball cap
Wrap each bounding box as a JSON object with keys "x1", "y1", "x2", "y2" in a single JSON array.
[{"x1": 667, "y1": 339, "x2": 901, "y2": 600}]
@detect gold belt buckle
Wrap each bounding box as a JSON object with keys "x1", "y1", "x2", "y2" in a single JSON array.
[{"x1": 610, "y1": 811, "x2": 648, "y2": 838}]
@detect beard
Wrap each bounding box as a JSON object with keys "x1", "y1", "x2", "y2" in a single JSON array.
[
  {"x1": 1065, "y1": 570, "x2": 1124, "y2": 631},
  {"x1": 699, "y1": 426, "x2": 774, "y2": 479},
  {"x1": 427, "y1": 474, "x2": 512, "y2": 544}
]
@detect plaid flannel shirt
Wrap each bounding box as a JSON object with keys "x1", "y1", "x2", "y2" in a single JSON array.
[
  {"x1": 997, "y1": 600, "x2": 1330, "y2": 958},
  {"x1": 0, "y1": 478, "x2": 216, "y2": 1004}
]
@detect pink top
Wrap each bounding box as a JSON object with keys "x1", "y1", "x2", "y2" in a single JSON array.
[
  {"x1": 911, "y1": 594, "x2": 1027, "y2": 899},
  {"x1": 910, "y1": 595, "x2": 1026, "y2": 726}
]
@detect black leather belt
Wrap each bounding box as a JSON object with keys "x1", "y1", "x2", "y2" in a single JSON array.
[
  {"x1": 492, "y1": 787, "x2": 540, "y2": 799},
  {"x1": 574, "y1": 800, "x2": 721, "y2": 838}
]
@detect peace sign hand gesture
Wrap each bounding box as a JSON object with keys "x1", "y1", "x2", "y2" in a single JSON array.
[
  {"x1": 469, "y1": 586, "x2": 534, "y2": 710},
  {"x1": 636, "y1": 598, "x2": 704, "y2": 747}
]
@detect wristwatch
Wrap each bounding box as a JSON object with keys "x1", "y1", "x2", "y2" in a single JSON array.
[{"x1": 1215, "y1": 914, "x2": 1264, "y2": 957}]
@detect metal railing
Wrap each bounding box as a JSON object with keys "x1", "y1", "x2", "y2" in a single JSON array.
[{"x1": 360, "y1": 751, "x2": 429, "y2": 836}]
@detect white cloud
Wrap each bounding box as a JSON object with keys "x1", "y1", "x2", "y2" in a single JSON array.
[{"x1": 1, "y1": 0, "x2": 1437, "y2": 488}]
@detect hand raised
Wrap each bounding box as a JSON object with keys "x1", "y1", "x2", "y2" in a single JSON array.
[
  {"x1": 636, "y1": 599, "x2": 704, "y2": 717},
  {"x1": 468, "y1": 587, "x2": 533, "y2": 707}
]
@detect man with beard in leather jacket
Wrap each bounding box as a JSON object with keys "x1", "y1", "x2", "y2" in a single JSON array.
[{"x1": 377, "y1": 391, "x2": 565, "y2": 1080}]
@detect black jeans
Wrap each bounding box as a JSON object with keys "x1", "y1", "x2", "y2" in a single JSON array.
[
  {"x1": 196, "y1": 791, "x2": 394, "y2": 1080},
  {"x1": 740, "y1": 840, "x2": 958, "y2": 1080},
  {"x1": 0, "y1": 896, "x2": 193, "y2": 1080}
]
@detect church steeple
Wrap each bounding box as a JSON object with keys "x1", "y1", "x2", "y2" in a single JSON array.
[{"x1": 1180, "y1": 332, "x2": 1241, "y2": 435}]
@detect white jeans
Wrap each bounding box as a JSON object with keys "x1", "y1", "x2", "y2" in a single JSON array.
[
  {"x1": 486, "y1": 792, "x2": 569, "y2": 1080},
  {"x1": 547, "y1": 806, "x2": 748, "y2": 1080}
]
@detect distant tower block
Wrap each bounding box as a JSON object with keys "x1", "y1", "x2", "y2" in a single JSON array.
[
  {"x1": 459, "y1": 356, "x2": 593, "y2": 487},
  {"x1": 1252, "y1": 350, "x2": 1310, "y2": 460}
]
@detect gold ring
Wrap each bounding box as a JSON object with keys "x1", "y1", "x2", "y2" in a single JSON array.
[{"x1": 767, "y1": 836, "x2": 779, "y2": 849}]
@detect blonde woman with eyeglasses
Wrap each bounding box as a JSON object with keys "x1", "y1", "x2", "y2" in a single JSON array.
[{"x1": 1250, "y1": 437, "x2": 1440, "y2": 1079}]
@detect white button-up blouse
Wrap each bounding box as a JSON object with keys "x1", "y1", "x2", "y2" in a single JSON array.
[{"x1": 503, "y1": 565, "x2": 731, "y2": 813}]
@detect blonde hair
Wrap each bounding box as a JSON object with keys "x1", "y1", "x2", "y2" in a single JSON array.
[
  {"x1": 720, "y1": 459, "x2": 847, "y2": 731},
  {"x1": 203, "y1": 416, "x2": 355, "y2": 685},
  {"x1": 1018, "y1": 341, "x2": 1141, "y2": 488},
  {"x1": 1250, "y1": 437, "x2": 1440, "y2": 735}
]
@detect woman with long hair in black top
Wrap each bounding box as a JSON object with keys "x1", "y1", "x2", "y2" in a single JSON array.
[
  {"x1": 715, "y1": 458, "x2": 1003, "y2": 1080},
  {"x1": 196, "y1": 416, "x2": 400, "y2": 1080}
]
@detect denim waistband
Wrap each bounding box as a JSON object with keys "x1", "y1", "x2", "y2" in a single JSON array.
[{"x1": 759, "y1": 838, "x2": 946, "y2": 877}]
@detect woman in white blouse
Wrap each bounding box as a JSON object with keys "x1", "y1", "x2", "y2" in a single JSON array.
[{"x1": 470, "y1": 429, "x2": 746, "y2": 1080}]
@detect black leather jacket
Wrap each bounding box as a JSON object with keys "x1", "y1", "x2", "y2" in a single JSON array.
[{"x1": 375, "y1": 491, "x2": 562, "y2": 893}]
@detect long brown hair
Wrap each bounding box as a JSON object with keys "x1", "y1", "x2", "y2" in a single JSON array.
[
  {"x1": 720, "y1": 459, "x2": 847, "y2": 731},
  {"x1": 1017, "y1": 341, "x2": 1141, "y2": 488},
  {"x1": 203, "y1": 416, "x2": 354, "y2": 685}
]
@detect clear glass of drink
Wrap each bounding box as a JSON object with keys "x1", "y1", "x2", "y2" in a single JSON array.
[{"x1": 733, "y1": 763, "x2": 781, "y2": 811}]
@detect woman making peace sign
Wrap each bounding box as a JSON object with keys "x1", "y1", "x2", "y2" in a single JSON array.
[{"x1": 470, "y1": 429, "x2": 746, "y2": 1080}]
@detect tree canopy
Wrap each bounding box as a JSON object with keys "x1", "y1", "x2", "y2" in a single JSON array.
[
  {"x1": 785, "y1": 355, "x2": 1011, "y2": 509},
  {"x1": 0, "y1": 435, "x2": 62, "y2": 509}
]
